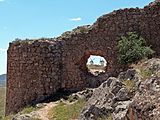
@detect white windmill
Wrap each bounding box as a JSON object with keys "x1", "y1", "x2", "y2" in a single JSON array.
[
  {"x1": 99, "y1": 59, "x2": 105, "y2": 66},
  {"x1": 89, "y1": 58, "x2": 95, "y2": 65}
]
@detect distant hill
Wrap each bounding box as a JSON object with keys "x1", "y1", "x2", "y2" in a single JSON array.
[{"x1": 0, "y1": 74, "x2": 6, "y2": 87}]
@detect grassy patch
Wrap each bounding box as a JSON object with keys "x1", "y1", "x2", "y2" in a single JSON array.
[
  {"x1": 2, "y1": 115, "x2": 14, "y2": 120},
  {"x1": 20, "y1": 106, "x2": 36, "y2": 114},
  {"x1": 0, "y1": 87, "x2": 6, "y2": 117},
  {"x1": 140, "y1": 69, "x2": 153, "y2": 80},
  {"x1": 122, "y1": 80, "x2": 135, "y2": 92},
  {"x1": 49, "y1": 98, "x2": 86, "y2": 120},
  {"x1": 131, "y1": 58, "x2": 155, "y2": 80}
]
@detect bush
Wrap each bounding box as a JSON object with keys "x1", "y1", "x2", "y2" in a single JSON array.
[{"x1": 118, "y1": 32, "x2": 154, "y2": 64}]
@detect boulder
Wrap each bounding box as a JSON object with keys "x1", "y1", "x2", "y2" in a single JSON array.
[
  {"x1": 79, "y1": 77, "x2": 132, "y2": 120},
  {"x1": 127, "y1": 76, "x2": 160, "y2": 120}
]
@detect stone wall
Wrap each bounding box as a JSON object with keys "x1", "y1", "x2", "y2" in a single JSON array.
[
  {"x1": 6, "y1": 1, "x2": 160, "y2": 115},
  {"x1": 6, "y1": 40, "x2": 62, "y2": 114},
  {"x1": 59, "y1": 1, "x2": 160, "y2": 90}
]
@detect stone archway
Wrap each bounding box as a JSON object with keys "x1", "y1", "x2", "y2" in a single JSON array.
[
  {"x1": 75, "y1": 50, "x2": 110, "y2": 88},
  {"x1": 86, "y1": 55, "x2": 107, "y2": 76},
  {"x1": 75, "y1": 50, "x2": 108, "y2": 74}
]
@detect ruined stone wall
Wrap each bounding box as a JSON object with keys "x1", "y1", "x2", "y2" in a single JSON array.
[
  {"x1": 6, "y1": 40, "x2": 62, "y2": 114},
  {"x1": 6, "y1": 1, "x2": 160, "y2": 115},
  {"x1": 59, "y1": 3, "x2": 160, "y2": 90}
]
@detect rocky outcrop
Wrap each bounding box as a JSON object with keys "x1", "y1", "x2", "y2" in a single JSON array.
[
  {"x1": 79, "y1": 69, "x2": 140, "y2": 120},
  {"x1": 79, "y1": 58, "x2": 160, "y2": 120},
  {"x1": 128, "y1": 76, "x2": 160, "y2": 120},
  {"x1": 138, "y1": 58, "x2": 160, "y2": 77}
]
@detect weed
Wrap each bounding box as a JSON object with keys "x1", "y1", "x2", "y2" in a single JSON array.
[{"x1": 123, "y1": 80, "x2": 135, "y2": 92}]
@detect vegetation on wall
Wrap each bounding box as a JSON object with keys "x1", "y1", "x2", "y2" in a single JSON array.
[{"x1": 118, "y1": 32, "x2": 154, "y2": 64}]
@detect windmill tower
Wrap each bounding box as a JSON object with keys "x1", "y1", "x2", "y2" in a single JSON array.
[
  {"x1": 100, "y1": 59, "x2": 105, "y2": 66},
  {"x1": 89, "y1": 58, "x2": 95, "y2": 65}
]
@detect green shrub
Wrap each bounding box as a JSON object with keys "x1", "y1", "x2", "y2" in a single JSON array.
[{"x1": 118, "y1": 32, "x2": 154, "y2": 64}]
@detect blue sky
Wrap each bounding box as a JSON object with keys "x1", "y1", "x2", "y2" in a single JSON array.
[{"x1": 0, "y1": 0, "x2": 153, "y2": 74}]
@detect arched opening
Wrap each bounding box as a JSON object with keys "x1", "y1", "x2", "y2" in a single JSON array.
[
  {"x1": 86, "y1": 55, "x2": 107, "y2": 76},
  {"x1": 75, "y1": 50, "x2": 108, "y2": 76},
  {"x1": 75, "y1": 50, "x2": 109, "y2": 88}
]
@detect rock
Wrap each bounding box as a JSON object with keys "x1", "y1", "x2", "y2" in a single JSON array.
[
  {"x1": 113, "y1": 101, "x2": 132, "y2": 120},
  {"x1": 141, "y1": 58, "x2": 160, "y2": 77},
  {"x1": 79, "y1": 77, "x2": 131, "y2": 120},
  {"x1": 118, "y1": 69, "x2": 141, "y2": 90},
  {"x1": 68, "y1": 88, "x2": 94, "y2": 102},
  {"x1": 118, "y1": 69, "x2": 137, "y2": 81},
  {"x1": 36, "y1": 103, "x2": 47, "y2": 108},
  {"x1": 86, "y1": 73, "x2": 109, "y2": 88},
  {"x1": 12, "y1": 111, "x2": 40, "y2": 120},
  {"x1": 12, "y1": 114, "x2": 32, "y2": 120},
  {"x1": 127, "y1": 76, "x2": 160, "y2": 120},
  {"x1": 114, "y1": 88, "x2": 130, "y2": 101}
]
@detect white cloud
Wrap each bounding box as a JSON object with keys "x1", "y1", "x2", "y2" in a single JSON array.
[
  {"x1": 0, "y1": 0, "x2": 4, "y2": 2},
  {"x1": 0, "y1": 48, "x2": 7, "y2": 52},
  {"x1": 69, "y1": 17, "x2": 82, "y2": 21}
]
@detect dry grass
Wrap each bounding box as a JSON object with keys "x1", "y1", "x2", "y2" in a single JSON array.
[
  {"x1": 131, "y1": 58, "x2": 154, "y2": 80},
  {"x1": 122, "y1": 80, "x2": 135, "y2": 92},
  {"x1": 139, "y1": 69, "x2": 153, "y2": 80},
  {"x1": 20, "y1": 106, "x2": 36, "y2": 114},
  {"x1": 49, "y1": 98, "x2": 86, "y2": 120}
]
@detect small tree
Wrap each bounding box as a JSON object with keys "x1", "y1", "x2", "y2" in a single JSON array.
[{"x1": 118, "y1": 32, "x2": 154, "y2": 64}]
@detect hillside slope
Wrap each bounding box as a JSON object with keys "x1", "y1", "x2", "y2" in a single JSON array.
[
  {"x1": 0, "y1": 74, "x2": 6, "y2": 87},
  {"x1": 0, "y1": 87, "x2": 6, "y2": 118}
]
